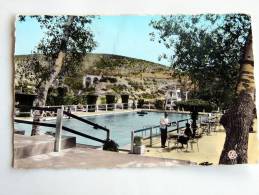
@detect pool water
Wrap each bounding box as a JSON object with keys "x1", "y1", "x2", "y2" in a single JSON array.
[{"x1": 14, "y1": 111, "x2": 190, "y2": 147}]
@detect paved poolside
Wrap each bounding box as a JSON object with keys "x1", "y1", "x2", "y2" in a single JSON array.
[
  {"x1": 14, "y1": 145, "x2": 196, "y2": 169},
  {"x1": 143, "y1": 124, "x2": 259, "y2": 165},
  {"x1": 15, "y1": 109, "x2": 194, "y2": 121},
  {"x1": 15, "y1": 109, "x2": 141, "y2": 121}
]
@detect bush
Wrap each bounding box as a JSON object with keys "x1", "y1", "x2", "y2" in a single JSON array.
[
  {"x1": 87, "y1": 95, "x2": 98, "y2": 104},
  {"x1": 100, "y1": 96, "x2": 106, "y2": 104},
  {"x1": 174, "y1": 99, "x2": 216, "y2": 112},
  {"x1": 133, "y1": 136, "x2": 143, "y2": 146},
  {"x1": 106, "y1": 95, "x2": 116, "y2": 104},
  {"x1": 103, "y1": 139, "x2": 119, "y2": 152},
  {"x1": 75, "y1": 95, "x2": 86, "y2": 104},
  {"x1": 121, "y1": 94, "x2": 129, "y2": 109},
  {"x1": 100, "y1": 76, "x2": 117, "y2": 83},
  {"x1": 106, "y1": 95, "x2": 116, "y2": 110},
  {"x1": 138, "y1": 99, "x2": 145, "y2": 108},
  {"x1": 154, "y1": 99, "x2": 165, "y2": 110}
]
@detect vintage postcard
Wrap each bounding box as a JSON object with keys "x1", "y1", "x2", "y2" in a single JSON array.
[{"x1": 13, "y1": 14, "x2": 258, "y2": 168}]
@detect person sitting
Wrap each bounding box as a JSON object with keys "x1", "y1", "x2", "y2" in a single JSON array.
[{"x1": 177, "y1": 123, "x2": 193, "y2": 147}]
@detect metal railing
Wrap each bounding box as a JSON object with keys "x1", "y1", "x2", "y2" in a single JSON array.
[
  {"x1": 15, "y1": 103, "x2": 138, "y2": 117},
  {"x1": 131, "y1": 118, "x2": 190, "y2": 151},
  {"x1": 14, "y1": 106, "x2": 111, "y2": 152},
  {"x1": 131, "y1": 115, "x2": 219, "y2": 152}
]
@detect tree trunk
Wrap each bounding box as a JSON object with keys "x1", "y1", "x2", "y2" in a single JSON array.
[
  {"x1": 219, "y1": 31, "x2": 255, "y2": 164},
  {"x1": 31, "y1": 16, "x2": 75, "y2": 136}
]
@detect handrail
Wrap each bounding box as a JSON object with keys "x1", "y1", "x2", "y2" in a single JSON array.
[
  {"x1": 63, "y1": 111, "x2": 109, "y2": 132},
  {"x1": 62, "y1": 126, "x2": 106, "y2": 143},
  {"x1": 134, "y1": 118, "x2": 190, "y2": 134},
  {"x1": 14, "y1": 118, "x2": 107, "y2": 144},
  {"x1": 63, "y1": 111, "x2": 110, "y2": 139},
  {"x1": 131, "y1": 118, "x2": 190, "y2": 149}
]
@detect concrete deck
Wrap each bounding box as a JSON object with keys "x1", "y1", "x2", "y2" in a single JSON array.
[
  {"x1": 15, "y1": 109, "x2": 141, "y2": 121},
  {"x1": 15, "y1": 109, "x2": 194, "y2": 121},
  {"x1": 13, "y1": 146, "x2": 195, "y2": 169},
  {"x1": 14, "y1": 134, "x2": 76, "y2": 159},
  {"x1": 144, "y1": 125, "x2": 259, "y2": 165}
]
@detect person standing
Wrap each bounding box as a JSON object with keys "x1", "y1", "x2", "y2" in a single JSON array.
[{"x1": 160, "y1": 112, "x2": 170, "y2": 148}]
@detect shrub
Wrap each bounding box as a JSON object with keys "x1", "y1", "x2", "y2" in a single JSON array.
[
  {"x1": 154, "y1": 99, "x2": 165, "y2": 110},
  {"x1": 86, "y1": 95, "x2": 98, "y2": 105},
  {"x1": 100, "y1": 76, "x2": 117, "y2": 83},
  {"x1": 133, "y1": 136, "x2": 143, "y2": 146},
  {"x1": 100, "y1": 96, "x2": 106, "y2": 104},
  {"x1": 74, "y1": 95, "x2": 86, "y2": 104},
  {"x1": 106, "y1": 95, "x2": 116, "y2": 104},
  {"x1": 142, "y1": 93, "x2": 156, "y2": 99},
  {"x1": 103, "y1": 139, "x2": 119, "y2": 152},
  {"x1": 111, "y1": 84, "x2": 126, "y2": 93},
  {"x1": 121, "y1": 94, "x2": 129, "y2": 109},
  {"x1": 174, "y1": 99, "x2": 216, "y2": 112},
  {"x1": 106, "y1": 95, "x2": 116, "y2": 110},
  {"x1": 138, "y1": 99, "x2": 145, "y2": 108}
]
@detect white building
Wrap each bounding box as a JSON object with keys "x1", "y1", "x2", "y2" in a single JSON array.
[{"x1": 165, "y1": 85, "x2": 182, "y2": 110}]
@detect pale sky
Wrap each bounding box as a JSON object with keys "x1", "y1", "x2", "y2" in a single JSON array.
[{"x1": 15, "y1": 15, "x2": 171, "y2": 66}]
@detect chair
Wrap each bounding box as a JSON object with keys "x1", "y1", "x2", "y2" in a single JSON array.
[
  {"x1": 188, "y1": 137, "x2": 199, "y2": 152},
  {"x1": 167, "y1": 134, "x2": 179, "y2": 151}
]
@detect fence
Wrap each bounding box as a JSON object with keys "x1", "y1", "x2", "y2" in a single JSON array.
[
  {"x1": 131, "y1": 118, "x2": 190, "y2": 151},
  {"x1": 131, "y1": 115, "x2": 218, "y2": 152},
  {"x1": 14, "y1": 106, "x2": 110, "y2": 152},
  {"x1": 15, "y1": 103, "x2": 138, "y2": 117}
]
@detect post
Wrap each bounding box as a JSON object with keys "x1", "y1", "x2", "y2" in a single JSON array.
[
  {"x1": 177, "y1": 121, "x2": 179, "y2": 133},
  {"x1": 55, "y1": 105, "x2": 64, "y2": 152},
  {"x1": 131, "y1": 130, "x2": 135, "y2": 153},
  {"x1": 96, "y1": 104, "x2": 99, "y2": 112},
  {"x1": 150, "y1": 127, "x2": 153, "y2": 147},
  {"x1": 107, "y1": 130, "x2": 110, "y2": 140},
  {"x1": 105, "y1": 104, "x2": 108, "y2": 111},
  {"x1": 114, "y1": 103, "x2": 117, "y2": 111},
  {"x1": 86, "y1": 105, "x2": 88, "y2": 112},
  {"x1": 208, "y1": 119, "x2": 211, "y2": 134}
]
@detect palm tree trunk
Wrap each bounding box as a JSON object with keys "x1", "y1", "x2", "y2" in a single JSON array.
[
  {"x1": 31, "y1": 16, "x2": 75, "y2": 135},
  {"x1": 219, "y1": 31, "x2": 255, "y2": 164}
]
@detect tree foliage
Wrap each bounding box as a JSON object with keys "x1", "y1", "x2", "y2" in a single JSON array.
[
  {"x1": 18, "y1": 15, "x2": 97, "y2": 135},
  {"x1": 19, "y1": 15, "x2": 97, "y2": 85},
  {"x1": 150, "y1": 14, "x2": 251, "y2": 108}
]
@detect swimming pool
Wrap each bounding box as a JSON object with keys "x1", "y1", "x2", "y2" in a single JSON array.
[{"x1": 14, "y1": 111, "x2": 191, "y2": 147}]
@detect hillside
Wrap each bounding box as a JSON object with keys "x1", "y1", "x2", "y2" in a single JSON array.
[{"x1": 14, "y1": 53, "x2": 188, "y2": 105}]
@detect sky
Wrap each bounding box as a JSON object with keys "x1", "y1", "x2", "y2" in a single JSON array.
[{"x1": 15, "y1": 16, "x2": 171, "y2": 66}]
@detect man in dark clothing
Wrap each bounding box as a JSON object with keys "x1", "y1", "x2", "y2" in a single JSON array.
[{"x1": 160, "y1": 112, "x2": 170, "y2": 148}]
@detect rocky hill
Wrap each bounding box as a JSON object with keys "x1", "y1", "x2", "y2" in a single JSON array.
[{"x1": 14, "y1": 53, "x2": 188, "y2": 104}]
